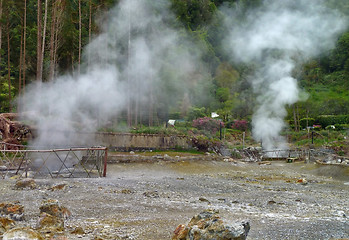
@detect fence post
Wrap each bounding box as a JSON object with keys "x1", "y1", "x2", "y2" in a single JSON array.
[{"x1": 103, "y1": 148, "x2": 108, "y2": 177}]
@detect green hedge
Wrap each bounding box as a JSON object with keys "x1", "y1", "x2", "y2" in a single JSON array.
[{"x1": 315, "y1": 115, "x2": 349, "y2": 128}]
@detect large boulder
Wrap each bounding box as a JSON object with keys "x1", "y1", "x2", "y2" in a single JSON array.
[
  {"x1": 172, "y1": 209, "x2": 250, "y2": 240},
  {"x1": 3, "y1": 227, "x2": 44, "y2": 240}
]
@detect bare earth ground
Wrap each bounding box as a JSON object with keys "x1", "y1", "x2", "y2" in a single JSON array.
[{"x1": 1, "y1": 159, "x2": 349, "y2": 240}]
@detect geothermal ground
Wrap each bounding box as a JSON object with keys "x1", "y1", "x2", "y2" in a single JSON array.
[{"x1": 1, "y1": 157, "x2": 349, "y2": 240}]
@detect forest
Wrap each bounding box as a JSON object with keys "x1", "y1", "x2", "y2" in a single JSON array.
[{"x1": 1, "y1": 0, "x2": 349, "y2": 133}]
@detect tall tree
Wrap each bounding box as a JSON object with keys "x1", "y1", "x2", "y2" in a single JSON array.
[
  {"x1": 78, "y1": 0, "x2": 82, "y2": 75},
  {"x1": 88, "y1": 0, "x2": 92, "y2": 70},
  {"x1": 6, "y1": 9, "x2": 11, "y2": 112},
  {"x1": 18, "y1": 0, "x2": 27, "y2": 108},
  {"x1": 22, "y1": 0, "x2": 27, "y2": 91},
  {"x1": 41, "y1": 0, "x2": 48, "y2": 81},
  {"x1": 0, "y1": 0, "x2": 2, "y2": 73},
  {"x1": 36, "y1": 0, "x2": 42, "y2": 82}
]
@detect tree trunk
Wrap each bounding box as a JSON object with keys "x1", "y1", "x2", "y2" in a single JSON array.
[
  {"x1": 127, "y1": 6, "x2": 132, "y2": 127},
  {"x1": 36, "y1": 0, "x2": 42, "y2": 82},
  {"x1": 7, "y1": 19, "x2": 12, "y2": 112},
  {"x1": 88, "y1": 0, "x2": 92, "y2": 70},
  {"x1": 78, "y1": 0, "x2": 81, "y2": 76},
  {"x1": 49, "y1": 0, "x2": 56, "y2": 81},
  {"x1": 149, "y1": 88, "x2": 153, "y2": 127},
  {"x1": 41, "y1": 0, "x2": 48, "y2": 81},
  {"x1": 0, "y1": 0, "x2": 2, "y2": 72},
  {"x1": 18, "y1": 30, "x2": 23, "y2": 108},
  {"x1": 23, "y1": 0, "x2": 27, "y2": 92},
  {"x1": 293, "y1": 105, "x2": 298, "y2": 132}
]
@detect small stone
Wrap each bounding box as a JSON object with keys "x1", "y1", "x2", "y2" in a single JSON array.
[
  {"x1": 199, "y1": 197, "x2": 210, "y2": 203},
  {"x1": 48, "y1": 184, "x2": 67, "y2": 191},
  {"x1": 297, "y1": 178, "x2": 308, "y2": 185},
  {"x1": 121, "y1": 189, "x2": 133, "y2": 194},
  {"x1": 143, "y1": 191, "x2": 159, "y2": 198}
]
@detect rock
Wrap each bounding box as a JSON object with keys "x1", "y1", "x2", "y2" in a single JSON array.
[
  {"x1": 198, "y1": 197, "x2": 210, "y2": 203},
  {"x1": 37, "y1": 199, "x2": 71, "y2": 234},
  {"x1": 0, "y1": 217, "x2": 15, "y2": 231},
  {"x1": 143, "y1": 191, "x2": 159, "y2": 198},
  {"x1": 48, "y1": 183, "x2": 67, "y2": 191},
  {"x1": 37, "y1": 212, "x2": 64, "y2": 233},
  {"x1": 297, "y1": 178, "x2": 308, "y2": 185},
  {"x1": 3, "y1": 227, "x2": 44, "y2": 240},
  {"x1": 0, "y1": 202, "x2": 25, "y2": 221},
  {"x1": 14, "y1": 178, "x2": 36, "y2": 190},
  {"x1": 258, "y1": 161, "x2": 271, "y2": 165},
  {"x1": 173, "y1": 224, "x2": 189, "y2": 239},
  {"x1": 71, "y1": 226, "x2": 85, "y2": 235},
  {"x1": 39, "y1": 199, "x2": 71, "y2": 219},
  {"x1": 172, "y1": 209, "x2": 250, "y2": 240}
]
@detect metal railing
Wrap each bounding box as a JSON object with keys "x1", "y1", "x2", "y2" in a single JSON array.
[{"x1": 0, "y1": 142, "x2": 107, "y2": 179}]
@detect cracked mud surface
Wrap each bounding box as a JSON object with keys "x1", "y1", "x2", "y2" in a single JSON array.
[{"x1": 1, "y1": 160, "x2": 348, "y2": 239}]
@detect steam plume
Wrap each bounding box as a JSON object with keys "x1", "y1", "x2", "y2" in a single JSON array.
[
  {"x1": 223, "y1": 0, "x2": 347, "y2": 150},
  {"x1": 20, "y1": 0, "x2": 208, "y2": 148}
]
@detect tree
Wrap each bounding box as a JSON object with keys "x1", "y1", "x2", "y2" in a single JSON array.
[
  {"x1": 78, "y1": 0, "x2": 82, "y2": 75},
  {"x1": 5, "y1": 3, "x2": 11, "y2": 112},
  {"x1": 0, "y1": 0, "x2": 2, "y2": 75},
  {"x1": 36, "y1": 0, "x2": 42, "y2": 82}
]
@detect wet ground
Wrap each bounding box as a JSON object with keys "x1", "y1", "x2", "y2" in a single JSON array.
[{"x1": 1, "y1": 159, "x2": 349, "y2": 239}]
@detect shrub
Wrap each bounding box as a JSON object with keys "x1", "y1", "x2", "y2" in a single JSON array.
[
  {"x1": 192, "y1": 117, "x2": 224, "y2": 134},
  {"x1": 231, "y1": 119, "x2": 248, "y2": 131},
  {"x1": 334, "y1": 124, "x2": 349, "y2": 131}
]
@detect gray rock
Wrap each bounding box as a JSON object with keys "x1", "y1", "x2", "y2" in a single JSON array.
[{"x1": 172, "y1": 209, "x2": 250, "y2": 240}]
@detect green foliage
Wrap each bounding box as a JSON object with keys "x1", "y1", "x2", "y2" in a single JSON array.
[
  {"x1": 216, "y1": 87, "x2": 230, "y2": 102},
  {"x1": 171, "y1": 0, "x2": 217, "y2": 31},
  {"x1": 186, "y1": 107, "x2": 206, "y2": 121},
  {"x1": 299, "y1": 118, "x2": 315, "y2": 129},
  {"x1": 333, "y1": 124, "x2": 349, "y2": 131}
]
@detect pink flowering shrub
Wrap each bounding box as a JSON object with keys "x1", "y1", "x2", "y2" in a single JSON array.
[
  {"x1": 192, "y1": 117, "x2": 224, "y2": 134},
  {"x1": 231, "y1": 119, "x2": 248, "y2": 131}
]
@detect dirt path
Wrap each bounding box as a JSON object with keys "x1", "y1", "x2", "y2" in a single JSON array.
[{"x1": 1, "y1": 160, "x2": 348, "y2": 239}]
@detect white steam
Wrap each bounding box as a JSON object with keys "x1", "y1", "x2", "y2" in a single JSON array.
[
  {"x1": 20, "y1": 0, "x2": 207, "y2": 148},
  {"x1": 223, "y1": 0, "x2": 347, "y2": 150}
]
